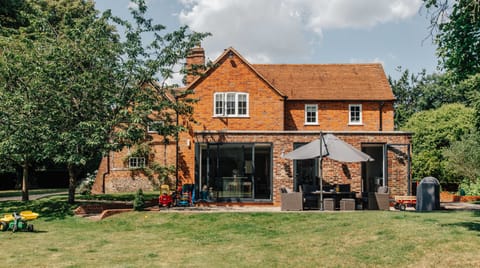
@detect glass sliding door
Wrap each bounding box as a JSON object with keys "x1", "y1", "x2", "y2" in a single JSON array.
[
  {"x1": 253, "y1": 144, "x2": 272, "y2": 200},
  {"x1": 293, "y1": 143, "x2": 318, "y2": 191},
  {"x1": 197, "y1": 143, "x2": 272, "y2": 201}
]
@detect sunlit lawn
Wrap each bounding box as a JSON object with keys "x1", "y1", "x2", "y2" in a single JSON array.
[{"x1": 0, "y1": 196, "x2": 479, "y2": 267}]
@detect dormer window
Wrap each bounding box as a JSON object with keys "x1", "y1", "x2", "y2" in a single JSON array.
[
  {"x1": 349, "y1": 104, "x2": 362, "y2": 125},
  {"x1": 214, "y1": 92, "x2": 249, "y2": 117},
  {"x1": 305, "y1": 104, "x2": 318, "y2": 125}
]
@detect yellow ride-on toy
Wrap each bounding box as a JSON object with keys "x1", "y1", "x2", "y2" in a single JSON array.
[{"x1": 0, "y1": 211, "x2": 39, "y2": 232}]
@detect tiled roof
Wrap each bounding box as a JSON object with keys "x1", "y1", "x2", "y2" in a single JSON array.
[
  {"x1": 186, "y1": 47, "x2": 286, "y2": 98},
  {"x1": 252, "y1": 64, "x2": 395, "y2": 101}
]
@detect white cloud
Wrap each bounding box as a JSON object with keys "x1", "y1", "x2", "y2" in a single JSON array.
[
  {"x1": 165, "y1": 71, "x2": 184, "y2": 87},
  {"x1": 350, "y1": 57, "x2": 385, "y2": 65},
  {"x1": 302, "y1": 0, "x2": 422, "y2": 30},
  {"x1": 128, "y1": 0, "x2": 152, "y2": 10},
  {"x1": 178, "y1": 0, "x2": 422, "y2": 63},
  {"x1": 127, "y1": 1, "x2": 139, "y2": 10},
  {"x1": 179, "y1": 0, "x2": 309, "y2": 63}
]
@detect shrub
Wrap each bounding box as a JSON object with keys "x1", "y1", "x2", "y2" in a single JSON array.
[
  {"x1": 133, "y1": 188, "x2": 145, "y2": 211},
  {"x1": 458, "y1": 180, "x2": 480, "y2": 196},
  {"x1": 76, "y1": 171, "x2": 97, "y2": 195}
]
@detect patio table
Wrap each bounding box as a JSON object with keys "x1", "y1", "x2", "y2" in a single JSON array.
[{"x1": 312, "y1": 191, "x2": 357, "y2": 210}]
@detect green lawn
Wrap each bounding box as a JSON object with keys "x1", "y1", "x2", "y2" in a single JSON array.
[
  {"x1": 0, "y1": 188, "x2": 68, "y2": 198},
  {"x1": 0, "y1": 197, "x2": 479, "y2": 267}
]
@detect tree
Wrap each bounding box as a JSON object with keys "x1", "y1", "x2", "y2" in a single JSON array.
[
  {"x1": 443, "y1": 131, "x2": 480, "y2": 184},
  {"x1": 389, "y1": 69, "x2": 460, "y2": 128},
  {"x1": 413, "y1": 1, "x2": 480, "y2": 188},
  {"x1": 1, "y1": 0, "x2": 208, "y2": 203},
  {"x1": 0, "y1": 0, "x2": 114, "y2": 201},
  {"x1": 423, "y1": 0, "x2": 480, "y2": 82},
  {"x1": 40, "y1": 0, "x2": 208, "y2": 203},
  {"x1": 0, "y1": 20, "x2": 58, "y2": 201},
  {"x1": 402, "y1": 103, "x2": 475, "y2": 183},
  {"x1": 0, "y1": 0, "x2": 30, "y2": 35},
  {"x1": 456, "y1": 73, "x2": 480, "y2": 130},
  {"x1": 27, "y1": 0, "x2": 125, "y2": 204}
]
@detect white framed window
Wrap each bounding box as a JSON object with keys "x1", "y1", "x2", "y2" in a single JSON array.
[
  {"x1": 349, "y1": 104, "x2": 362, "y2": 125},
  {"x1": 305, "y1": 104, "x2": 318, "y2": 125},
  {"x1": 213, "y1": 92, "x2": 249, "y2": 117},
  {"x1": 129, "y1": 157, "x2": 146, "y2": 169}
]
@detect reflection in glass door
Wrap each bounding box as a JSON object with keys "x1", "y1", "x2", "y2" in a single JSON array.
[{"x1": 197, "y1": 143, "x2": 272, "y2": 201}]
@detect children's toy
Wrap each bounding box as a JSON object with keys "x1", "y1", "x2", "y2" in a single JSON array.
[
  {"x1": 394, "y1": 196, "x2": 416, "y2": 211},
  {"x1": 177, "y1": 184, "x2": 194, "y2": 207},
  {"x1": 158, "y1": 184, "x2": 173, "y2": 208},
  {"x1": 0, "y1": 211, "x2": 39, "y2": 232}
]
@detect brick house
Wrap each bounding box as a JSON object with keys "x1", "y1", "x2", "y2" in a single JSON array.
[{"x1": 92, "y1": 46, "x2": 412, "y2": 207}]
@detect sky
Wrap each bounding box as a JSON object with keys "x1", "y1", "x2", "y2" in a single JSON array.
[{"x1": 94, "y1": 0, "x2": 439, "y2": 81}]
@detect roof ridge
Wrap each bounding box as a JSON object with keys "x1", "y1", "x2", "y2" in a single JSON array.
[{"x1": 252, "y1": 63, "x2": 382, "y2": 66}]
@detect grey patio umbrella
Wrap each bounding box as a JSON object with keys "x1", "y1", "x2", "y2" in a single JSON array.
[
  {"x1": 283, "y1": 133, "x2": 374, "y2": 210},
  {"x1": 283, "y1": 133, "x2": 374, "y2": 162}
]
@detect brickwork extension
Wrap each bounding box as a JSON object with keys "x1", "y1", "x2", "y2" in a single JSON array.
[{"x1": 194, "y1": 131, "x2": 411, "y2": 205}]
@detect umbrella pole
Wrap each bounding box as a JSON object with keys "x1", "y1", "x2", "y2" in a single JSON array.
[{"x1": 319, "y1": 131, "x2": 323, "y2": 211}]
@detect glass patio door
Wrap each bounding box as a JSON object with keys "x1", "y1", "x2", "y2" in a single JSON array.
[{"x1": 197, "y1": 143, "x2": 272, "y2": 201}]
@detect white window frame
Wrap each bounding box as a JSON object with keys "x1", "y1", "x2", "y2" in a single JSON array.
[
  {"x1": 129, "y1": 157, "x2": 146, "y2": 169},
  {"x1": 304, "y1": 104, "x2": 318, "y2": 125},
  {"x1": 349, "y1": 104, "x2": 363, "y2": 125},
  {"x1": 213, "y1": 92, "x2": 249, "y2": 117}
]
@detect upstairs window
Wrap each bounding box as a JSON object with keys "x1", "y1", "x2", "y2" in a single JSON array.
[
  {"x1": 214, "y1": 92, "x2": 249, "y2": 117},
  {"x1": 305, "y1": 104, "x2": 318, "y2": 125},
  {"x1": 349, "y1": 104, "x2": 362, "y2": 125}
]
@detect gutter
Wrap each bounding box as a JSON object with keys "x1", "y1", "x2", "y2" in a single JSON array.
[
  {"x1": 379, "y1": 101, "x2": 384, "y2": 131},
  {"x1": 101, "y1": 153, "x2": 110, "y2": 194}
]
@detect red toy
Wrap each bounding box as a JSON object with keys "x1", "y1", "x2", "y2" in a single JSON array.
[
  {"x1": 158, "y1": 185, "x2": 173, "y2": 208},
  {"x1": 394, "y1": 195, "x2": 416, "y2": 211}
]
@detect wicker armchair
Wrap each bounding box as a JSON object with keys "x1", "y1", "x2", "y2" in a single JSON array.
[
  {"x1": 368, "y1": 186, "x2": 390, "y2": 210},
  {"x1": 280, "y1": 188, "x2": 303, "y2": 211}
]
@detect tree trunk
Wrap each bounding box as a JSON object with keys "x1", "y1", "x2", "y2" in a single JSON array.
[
  {"x1": 22, "y1": 162, "x2": 29, "y2": 201},
  {"x1": 67, "y1": 164, "x2": 77, "y2": 204}
]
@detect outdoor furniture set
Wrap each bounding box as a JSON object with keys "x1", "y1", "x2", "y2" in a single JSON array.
[{"x1": 280, "y1": 184, "x2": 358, "y2": 211}]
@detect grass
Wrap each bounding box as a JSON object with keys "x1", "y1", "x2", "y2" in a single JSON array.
[
  {"x1": 0, "y1": 188, "x2": 67, "y2": 198},
  {"x1": 0, "y1": 189, "x2": 158, "y2": 201},
  {"x1": 0, "y1": 197, "x2": 479, "y2": 267}
]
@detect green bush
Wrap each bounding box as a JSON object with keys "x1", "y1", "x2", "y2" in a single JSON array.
[
  {"x1": 76, "y1": 171, "x2": 97, "y2": 195},
  {"x1": 133, "y1": 189, "x2": 145, "y2": 211},
  {"x1": 458, "y1": 180, "x2": 480, "y2": 196}
]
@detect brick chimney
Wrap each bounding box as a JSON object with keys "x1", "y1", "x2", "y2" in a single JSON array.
[{"x1": 185, "y1": 45, "x2": 205, "y2": 85}]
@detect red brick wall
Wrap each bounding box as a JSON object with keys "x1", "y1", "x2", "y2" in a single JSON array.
[
  {"x1": 172, "y1": 53, "x2": 288, "y2": 184},
  {"x1": 92, "y1": 133, "x2": 178, "y2": 194},
  {"x1": 93, "y1": 50, "x2": 401, "y2": 199},
  {"x1": 185, "y1": 47, "x2": 205, "y2": 84},
  {"x1": 194, "y1": 131, "x2": 412, "y2": 205},
  {"x1": 285, "y1": 101, "x2": 394, "y2": 131},
  {"x1": 190, "y1": 53, "x2": 285, "y2": 132}
]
